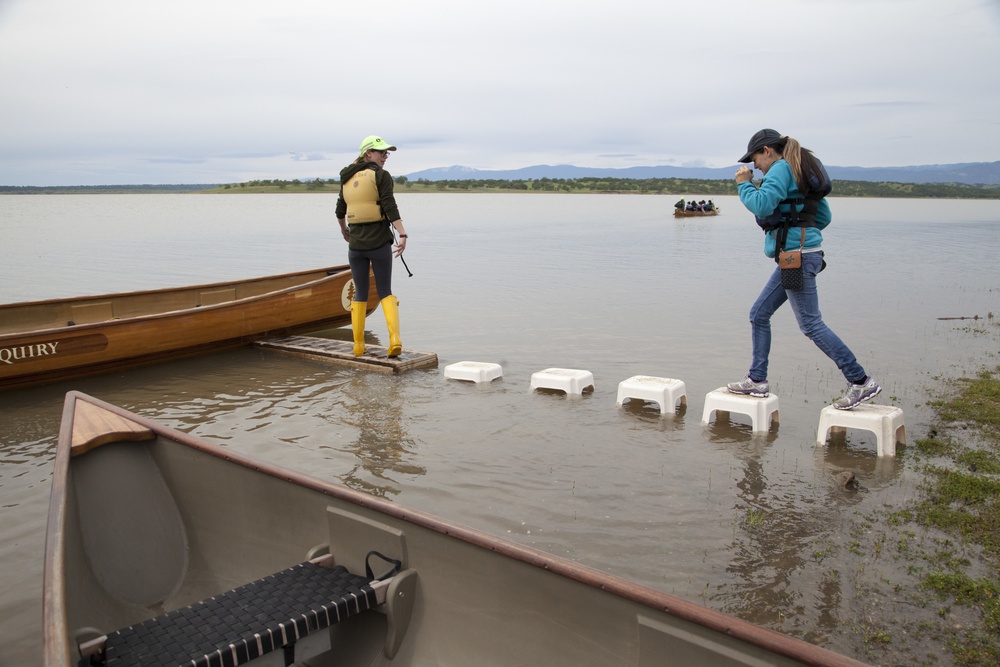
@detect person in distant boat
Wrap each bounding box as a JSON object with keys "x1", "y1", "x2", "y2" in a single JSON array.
[
  {"x1": 686, "y1": 200, "x2": 697, "y2": 211},
  {"x1": 726, "y1": 128, "x2": 881, "y2": 410},
  {"x1": 675, "y1": 199, "x2": 686, "y2": 210},
  {"x1": 336, "y1": 135, "x2": 408, "y2": 358},
  {"x1": 704, "y1": 200, "x2": 715, "y2": 211}
]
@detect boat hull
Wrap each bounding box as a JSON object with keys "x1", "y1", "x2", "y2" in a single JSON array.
[
  {"x1": 673, "y1": 208, "x2": 720, "y2": 217},
  {"x1": 43, "y1": 392, "x2": 869, "y2": 667},
  {"x1": 0, "y1": 266, "x2": 378, "y2": 390}
]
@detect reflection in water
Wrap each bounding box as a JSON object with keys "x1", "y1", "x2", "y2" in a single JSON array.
[
  {"x1": 707, "y1": 412, "x2": 904, "y2": 643},
  {"x1": 723, "y1": 475, "x2": 818, "y2": 631},
  {"x1": 0, "y1": 432, "x2": 56, "y2": 465},
  {"x1": 141, "y1": 355, "x2": 431, "y2": 498},
  {"x1": 704, "y1": 410, "x2": 780, "y2": 445},
  {"x1": 336, "y1": 371, "x2": 425, "y2": 498},
  {"x1": 707, "y1": 415, "x2": 845, "y2": 641},
  {"x1": 819, "y1": 430, "x2": 903, "y2": 481},
  {"x1": 618, "y1": 399, "x2": 689, "y2": 431}
]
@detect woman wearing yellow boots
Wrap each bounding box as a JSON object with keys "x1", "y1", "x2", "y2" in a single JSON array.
[{"x1": 336, "y1": 135, "x2": 408, "y2": 358}]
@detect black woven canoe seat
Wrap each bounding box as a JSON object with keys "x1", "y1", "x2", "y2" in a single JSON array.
[{"x1": 95, "y1": 561, "x2": 379, "y2": 667}]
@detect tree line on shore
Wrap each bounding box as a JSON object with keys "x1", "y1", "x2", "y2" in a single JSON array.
[
  {"x1": 214, "y1": 176, "x2": 1000, "y2": 199},
  {"x1": 4, "y1": 177, "x2": 999, "y2": 198}
]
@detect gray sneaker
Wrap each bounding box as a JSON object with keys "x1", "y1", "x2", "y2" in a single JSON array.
[
  {"x1": 833, "y1": 377, "x2": 882, "y2": 410},
  {"x1": 727, "y1": 376, "x2": 769, "y2": 397}
]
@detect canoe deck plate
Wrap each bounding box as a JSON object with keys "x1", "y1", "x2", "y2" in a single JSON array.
[{"x1": 256, "y1": 335, "x2": 438, "y2": 374}]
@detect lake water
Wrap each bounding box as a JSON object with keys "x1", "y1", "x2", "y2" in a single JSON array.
[{"x1": 2, "y1": 193, "x2": 999, "y2": 665}]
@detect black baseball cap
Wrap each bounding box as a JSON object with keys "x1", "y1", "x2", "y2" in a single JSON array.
[{"x1": 738, "y1": 128, "x2": 782, "y2": 163}]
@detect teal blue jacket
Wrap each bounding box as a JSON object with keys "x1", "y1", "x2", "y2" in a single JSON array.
[{"x1": 737, "y1": 159, "x2": 831, "y2": 258}]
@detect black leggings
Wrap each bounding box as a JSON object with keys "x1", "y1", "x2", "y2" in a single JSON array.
[{"x1": 348, "y1": 242, "x2": 393, "y2": 301}]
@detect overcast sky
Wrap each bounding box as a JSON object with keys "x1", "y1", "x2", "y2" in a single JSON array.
[{"x1": 1, "y1": 0, "x2": 998, "y2": 186}]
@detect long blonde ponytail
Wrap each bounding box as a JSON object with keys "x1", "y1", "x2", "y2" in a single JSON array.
[
  {"x1": 781, "y1": 136, "x2": 803, "y2": 186},
  {"x1": 780, "y1": 136, "x2": 826, "y2": 195}
]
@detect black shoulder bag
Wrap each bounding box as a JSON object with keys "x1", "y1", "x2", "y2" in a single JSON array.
[{"x1": 776, "y1": 221, "x2": 805, "y2": 290}]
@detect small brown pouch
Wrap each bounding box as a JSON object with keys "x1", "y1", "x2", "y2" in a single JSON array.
[{"x1": 778, "y1": 249, "x2": 802, "y2": 268}]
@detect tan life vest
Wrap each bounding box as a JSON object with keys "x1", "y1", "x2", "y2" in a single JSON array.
[{"x1": 343, "y1": 168, "x2": 383, "y2": 224}]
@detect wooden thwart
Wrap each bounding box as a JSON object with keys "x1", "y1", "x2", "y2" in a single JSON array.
[{"x1": 256, "y1": 335, "x2": 438, "y2": 373}]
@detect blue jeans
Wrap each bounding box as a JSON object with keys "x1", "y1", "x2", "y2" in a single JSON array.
[{"x1": 747, "y1": 251, "x2": 866, "y2": 383}]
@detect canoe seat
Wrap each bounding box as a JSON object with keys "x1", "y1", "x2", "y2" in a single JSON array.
[
  {"x1": 84, "y1": 558, "x2": 387, "y2": 667},
  {"x1": 69, "y1": 301, "x2": 115, "y2": 325}
]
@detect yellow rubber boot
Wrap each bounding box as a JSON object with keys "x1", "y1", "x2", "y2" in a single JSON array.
[
  {"x1": 350, "y1": 301, "x2": 367, "y2": 357},
  {"x1": 381, "y1": 295, "x2": 402, "y2": 357}
]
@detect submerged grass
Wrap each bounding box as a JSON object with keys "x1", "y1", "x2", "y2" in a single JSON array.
[
  {"x1": 889, "y1": 365, "x2": 1000, "y2": 665},
  {"x1": 931, "y1": 369, "x2": 1000, "y2": 429}
]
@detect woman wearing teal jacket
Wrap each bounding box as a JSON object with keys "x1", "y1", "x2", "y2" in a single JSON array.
[
  {"x1": 336, "y1": 135, "x2": 408, "y2": 358},
  {"x1": 727, "y1": 129, "x2": 880, "y2": 410}
]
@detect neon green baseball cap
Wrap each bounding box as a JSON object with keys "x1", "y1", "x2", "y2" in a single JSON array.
[{"x1": 359, "y1": 135, "x2": 397, "y2": 156}]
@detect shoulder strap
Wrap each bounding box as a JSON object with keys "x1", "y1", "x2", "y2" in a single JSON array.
[{"x1": 774, "y1": 223, "x2": 806, "y2": 263}]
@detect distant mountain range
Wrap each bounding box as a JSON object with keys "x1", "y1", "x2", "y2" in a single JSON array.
[{"x1": 405, "y1": 162, "x2": 1000, "y2": 185}]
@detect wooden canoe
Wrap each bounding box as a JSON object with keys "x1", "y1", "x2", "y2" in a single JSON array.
[
  {"x1": 0, "y1": 266, "x2": 378, "y2": 390},
  {"x1": 43, "y1": 391, "x2": 869, "y2": 667},
  {"x1": 673, "y1": 207, "x2": 720, "y2": 218}
]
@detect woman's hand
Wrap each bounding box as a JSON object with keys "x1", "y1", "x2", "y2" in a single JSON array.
[
  {"x1": 340, "y1": 227, "x2": 350, "y2": 242},
  {"x1": 735, "y1": 165, "x2": 754, "y2": 184},
  {"x1": 393, "y1": 236, "x2": 407, "y2": 257}
]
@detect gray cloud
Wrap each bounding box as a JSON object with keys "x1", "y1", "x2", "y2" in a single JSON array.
[{"x1": 0, "y1": 0, "x2": 997, "y2": 185}]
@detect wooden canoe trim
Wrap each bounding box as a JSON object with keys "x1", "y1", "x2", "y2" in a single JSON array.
[{"x1": 70, "y1": 398, "x2": 154, "y2": 456}]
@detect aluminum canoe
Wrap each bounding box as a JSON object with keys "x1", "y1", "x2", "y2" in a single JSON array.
[{"x1": 43, "y1": 392, "x2": 869, "y2": 667}]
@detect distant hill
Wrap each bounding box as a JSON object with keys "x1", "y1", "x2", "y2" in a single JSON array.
[
  {"x1": 0, "y1": 184, "x2": 221, "y2": 194},
  {"x1": 405, "y1": 162, "x2": 1000, "y2": 185}
]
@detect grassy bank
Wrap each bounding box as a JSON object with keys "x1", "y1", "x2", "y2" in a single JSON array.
[
  {"x1": 200, "y1": 178, "x2": 1000, "y2": 199},
  {"x1": 851, "y1": 316, "x2": 999, "y2": 665},
  {"x1": 900, "y1": 363, "x2": 1000, "y2": 665},
  {"x1": 4, "y1": 179, "x2": 998, "y2": 198}
]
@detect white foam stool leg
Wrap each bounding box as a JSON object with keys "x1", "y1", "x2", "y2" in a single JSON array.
[
  {"x1": 444, "y1": 361, "x2": 503, "y2": 383},
  {"x1": 817, "y1": 404, "x2": 905, "y2": 457},
  {"x1": 616, "y1": 376, "x2": 687, "y2": 414},
  {"x1": 530, "y1": 368, "x2": 595, "y2": 395},
  {"x1": 701, "y1": 387, "x2": 780, "y2": 433}
]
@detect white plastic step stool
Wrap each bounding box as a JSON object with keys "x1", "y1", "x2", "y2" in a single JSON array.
[
  {"x1": 530, "y1": 368, "x2": 595, "y2": 395},
  {"x1": 444, "y1": 361, "x2": 503, "y2": 383},
  {"x1": 701, "y1": 387, "x2": 780, "y2": 433},
  {"x1": 616, "y1": 376, "x2": 687, "y2": 415},
  {"x1": 817, "y1": 404, "x2": 905, "y2": 457}
]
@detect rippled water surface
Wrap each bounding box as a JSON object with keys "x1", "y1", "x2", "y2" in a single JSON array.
[{"x1": 2, "y1": 193, "x2": 999, "y2": 665}]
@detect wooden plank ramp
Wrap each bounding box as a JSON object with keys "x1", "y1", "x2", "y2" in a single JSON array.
[{"x1": 255, "y1": 335, "x2": 438, "y2": 374}]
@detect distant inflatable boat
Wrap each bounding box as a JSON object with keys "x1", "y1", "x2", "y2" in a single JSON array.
[{"x1": 674, "y1": 207, "x2": 720, "y2": 218}]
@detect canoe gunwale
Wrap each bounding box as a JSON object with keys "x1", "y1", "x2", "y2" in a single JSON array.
[
  {"x1": 0, "y1": 265, "x2": 347, "y2": 312},
  {"x1": 0, "y1": 265, "x2": 354, "y2": 338}
]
